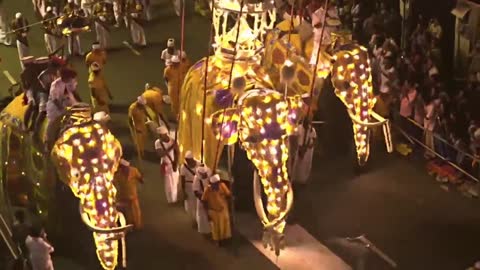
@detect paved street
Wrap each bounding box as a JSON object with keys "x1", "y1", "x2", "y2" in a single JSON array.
[{"x1": 1, "y1": 0, "x2": 480, "y2": 269}]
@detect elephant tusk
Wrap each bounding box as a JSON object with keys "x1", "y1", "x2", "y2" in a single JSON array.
[
  {"x1": 253, "y1": 171, "x2": 271, "y2": 226},
  {"x1": 253, "y1": 171, "x2": 294, "y2": 231},
  {"x1": 348, "y1": 110, "x2": 387, "y2": 127},
  {"x1": 79, "y1": 205, "x2": 134, "y2": 234}
]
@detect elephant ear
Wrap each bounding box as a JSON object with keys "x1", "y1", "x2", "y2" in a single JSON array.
[{"x1": 209, "y1": 108, "x2": 240, "y2": 145}]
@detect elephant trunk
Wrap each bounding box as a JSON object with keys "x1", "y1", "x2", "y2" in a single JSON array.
[{"x1": 247, "y1": 138, "x2": 293, "y2": 255}]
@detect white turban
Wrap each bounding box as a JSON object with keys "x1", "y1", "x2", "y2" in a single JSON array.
[
  {"x1": 156, "y1": 126, "x2": 168, "y2": 135},
  {"x1": 167, "y1": 38, "x2": 175, "y2": 47},
  {"x1": 185, "y1": 151, "x2": 193, "y2": 159},
  {"x1": 137, "y1": 95, "x2": 146, "y2": 105},
  {"x1": 46, "y1": 6, "x2": 52, "y2": 12},
  {"x1": 93, "y1": 111, "x2": 111, "y2": 122},
  {"x1": 92, "y1": 43, "x2": 101, "y2": 50},
  {"x1": 162, "y1": 95, "x2": 171, "y2": 104},
  {"x1": 120, "y1": 159, "x2": 130, "y2": 167},
  {"x1": 474, "y1": 129, "x2": 480, "y2": 140},
  {"x1": 15, "y1": 13, "x2": 22, "y2": 19},
  {"x1": 429, "y1": 67, "x2": 439, "y2": 77},
  {"x1": 210, "y1": 174, "x2": 221, "y2": 183}
]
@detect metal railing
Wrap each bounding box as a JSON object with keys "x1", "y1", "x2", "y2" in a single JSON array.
[{"x1": 392, "y1": 112, "x2": 480, "y2": 183}]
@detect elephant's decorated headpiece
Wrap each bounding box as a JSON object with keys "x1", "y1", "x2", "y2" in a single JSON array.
[
  {"x1": 212, "y1": 0, "x2": 276, "y2": 61},
  {"x1": 209, "y1": 89, "x2": 304, "y2": 255},
  {"x1": 52, "y1": 104, "x2": 131, "y2": 270}
]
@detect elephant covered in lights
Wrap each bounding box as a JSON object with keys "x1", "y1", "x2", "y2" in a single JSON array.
[
  {"x1": 264, "y1": 18, "x2": 393, "y2": 165},
  {"x1": 177, "y1": 57, "x2": 274, "y2": 169},
  {"x1": 209, "y1": 89, "x2": 304, "y2": 255},
  {"x1": 0, "y1": 96, "x2": 131, "y2": 270}
]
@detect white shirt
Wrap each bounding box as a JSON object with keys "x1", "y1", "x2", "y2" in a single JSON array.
[
  {"x1": 25, "y1": 236, "x2": 54, "y2": 270},
  {"x1": 180, "y1": 162, "x2": 198, "y2": 183},
  {"x1": 155, "y1": 138, "x2": 174, "y2": 164},
  {"x1": 193, "y1": 174, "x2": 210, "y2": 194},
  {"x1": 161, "y1": 49, "x2": 186, "y2": 66},
  {"x1": 48, "y1": 77, "x2": 77, "y2": 105}
]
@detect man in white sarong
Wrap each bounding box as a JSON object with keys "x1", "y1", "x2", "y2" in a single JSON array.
[
  {"x1": 292, "y1": 122, "x2": 317, "y2": 184},
  {"x1": 180, "y1": 151, "x2": 199, "y2": 224},
  {"x1": 309, "y1": 3, "x2": 341, "y2": 65},
  {"x1": 129, "y1": 4, "x2": 146, "y2": 46},
  {"x1": 193, "y1": 164, "x2": 211, "y2": 235},
  {"x1": 43, "y1": 7, "x2": 58, "y2": 54},
  {"x1": 93, "y1": 4, "x2": 110, "y2": 49},
  {"x1": 155, "y1": 126, "x2": 180, "y2": 203}
]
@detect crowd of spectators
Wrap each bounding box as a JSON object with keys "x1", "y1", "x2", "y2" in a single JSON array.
[
  {"x1": 291, "y1": 0, "x2": 480, "y2": 180},
  {"x1": 338, "y1": 0, "x2": 480, "y2": 180}
]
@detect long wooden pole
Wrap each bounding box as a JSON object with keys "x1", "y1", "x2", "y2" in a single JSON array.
[
  {"x1": 211, "y1": 1, "x2": 245, "y2": 173},
  {"x1": 302, "y1": 0, "x2": 329, "y2": 147},
  {"x1": 200, "y1": 0, "x2": 216, "y2": 164}
]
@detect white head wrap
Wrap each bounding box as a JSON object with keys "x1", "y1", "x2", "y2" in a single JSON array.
[
  {"x1": 93, "y1": 111, "x2": 111, "y2": 122},
  {"x1": 210, "y1": 174, "x2": 221, "y2": 183},
  {"x1": 162, "y1": 95, "x2": 171, "y2": 104},
  {"x1": 92, "y1": 43, "x2": 101, "y2": 50},
  {"x1": 15, "y1": 13, "x2": 22, "y2": 19},
  {"x1": 167, "y1": 38, "x2": 175, "y2": 47},
  {"x1": 185, "y1": 151, "x2": 193, "y2": 159},
  {"x1": 429, "y1": 67, "x2": 439, "y2": 77},
  {"x1": 46, "y1": 6, "x2": 52, "y2": 12},
  {"x1": 137, "y1": 95, "x2": 146, "y2": 105},
  {"x1": 120, "y1": 159, "x2": 130, "y2": 167},
  {"x1": 157, "y1": 126, "x2": 168, "y2": 135}
]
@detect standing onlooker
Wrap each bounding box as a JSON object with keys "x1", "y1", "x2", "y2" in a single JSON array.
[
  {"x1": 25, "y1": 226, "x2": 54, "y2": 270},
  {"x1": 399, "y1": 76, "x2": 418, "y2": 132},
  {"x1": 423, "y1": 97, "x2": 441, "y2": 158}
]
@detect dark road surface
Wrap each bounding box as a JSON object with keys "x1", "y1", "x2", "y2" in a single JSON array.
[{"x1": 1, "y1": 0, "x2": 480, "y2": 269}]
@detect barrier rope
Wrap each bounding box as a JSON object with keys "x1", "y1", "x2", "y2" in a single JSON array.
[
  {"x1": 212, "y1": 0, "x2": 245, "y2": 173},
  {"x1": 200, "y1": 0, "x2": 217, "y2": 164}
]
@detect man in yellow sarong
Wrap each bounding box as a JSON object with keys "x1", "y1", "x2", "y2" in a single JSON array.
[
  {"x1": 114, "y1": 159, "x2": 144, "y2": 229},
  {"x1": 142, "y1": 84, "x2": 170, "y2": 130},
  {"x1": 163, "y1": 55, "x2": 182, "y2": 117},
  {"x1": 85, "y1": 42, "x2": 107, "y2": 70},
  {"x1": 88, "y1": 62, "x2": 112, "y2": 113},
  {"x1": 128, "y1": 95, "x2": 148, "y2": 159},
  {"x1": 202, "y1": 174, "x2": 231, "y2": 245}
]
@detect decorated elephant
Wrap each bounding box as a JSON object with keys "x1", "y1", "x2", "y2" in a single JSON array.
[
  {"x1": 209, "y1": 89, "x2": 304, "y2": 255},
  {"x1": 263, "y1": 17, "x2": 393, "y2": 165},
  {"x1": 0, "y1": 96, "x2": 132, "y2": 270}
]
